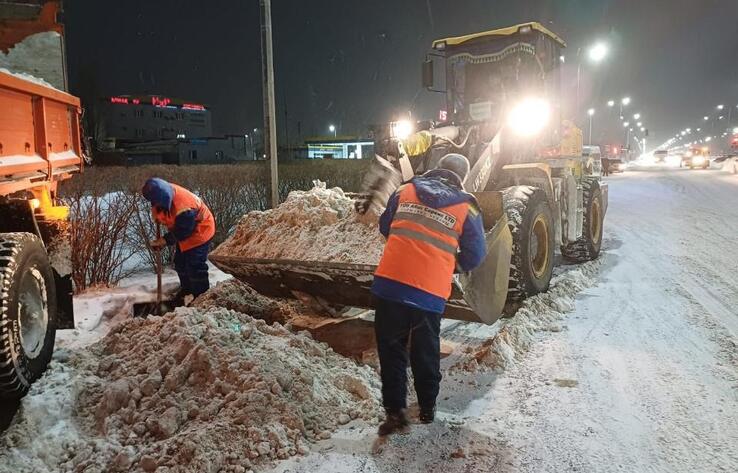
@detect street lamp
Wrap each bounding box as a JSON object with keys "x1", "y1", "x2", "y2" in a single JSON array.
[
  {"x1": 637, "y1": 122, "x2": 642, "y2": 127},
  {"x1": 717, "y1": 104, "x2": 724, "y2": 110},
  {"x1": 633, "y1": 113, "x2": 641, "y2": 120},
  {"x1": 623, "y1": 122, "x2": 630, "y2": 127},
  {"x1": 328, "y1": 124, "x2": 336, "y2": 137},
  {"x1": 622, "y1": 97, "x2": 631, "y2": 106},
  {"x1": 588, "y1": 42, "x2": 609, "y2": 62},
  {"x1": 607, "y1": 100, "x2": 615, "y2": 107},
  {"x1": 587, "y1": 108, "x2": 595, "y2": 144},
  {"x1": 704, "y1": 116, "x2": 709, "y2": 121}
]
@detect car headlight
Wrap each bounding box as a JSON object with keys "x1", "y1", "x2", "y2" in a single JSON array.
[
  {"x1": 507, "y1": 98, "x2": 551, "y2": 136},
  {"x1": 390, "y1": 120, "x2": 414, "y2": 140}
]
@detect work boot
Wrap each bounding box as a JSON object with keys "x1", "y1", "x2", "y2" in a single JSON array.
[
  {"x1": 419, "y1": 405, "x2": 435, "y2": 424},
  {"x1": 171, "y1": 289, "x2": 190, "y2": 307},
  {"x1": 378, "y1": 409, "x2": 409, "y2": 436}
]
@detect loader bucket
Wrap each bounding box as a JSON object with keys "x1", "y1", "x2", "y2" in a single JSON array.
[
  {"x1": 210, "y1": 214, "x2": 512, "y2": 325},
  {"x1": 210, "y1": 186, "x2": 513, "y2": 324}
]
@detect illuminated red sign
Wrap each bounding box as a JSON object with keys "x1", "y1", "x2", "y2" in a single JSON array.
[
  {"x1": 151, "y1": 96, "x2": 172, "y2": 107},
  {"x1": 439, "y1": 110, "x2": 448, "y2": 121},
  {"x1": 108, "y1": 96, "x2": 205, "y2": 110}
]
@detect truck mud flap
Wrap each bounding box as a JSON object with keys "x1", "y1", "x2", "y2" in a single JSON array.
[{"x1": 455, "y1": 215, "x2": 512, "y2": 325}]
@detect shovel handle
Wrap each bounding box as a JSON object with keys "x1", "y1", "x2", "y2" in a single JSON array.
[{"x1": 155, "y1": 224, "x2": 163, "y2": 307}]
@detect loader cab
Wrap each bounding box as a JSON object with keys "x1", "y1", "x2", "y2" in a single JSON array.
[{"x1": 425, "y1": 22, "x2": 565, "y2": 147}]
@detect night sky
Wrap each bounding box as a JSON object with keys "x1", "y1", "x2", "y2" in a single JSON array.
[{"x1": 64, "y1": 0, "x2": 738, "y2": 147}]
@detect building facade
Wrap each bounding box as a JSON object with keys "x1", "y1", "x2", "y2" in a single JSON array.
[{"x1": 101, "y1": 95, "x2": 212, "y2": 145}]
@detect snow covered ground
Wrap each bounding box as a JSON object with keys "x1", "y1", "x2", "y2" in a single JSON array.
[
  {"x1": 265, "y1": 166, "x2": 738, "y2": 472},
  {"x1": 2, "y1": 166, "x2": 737, "y2": 472}
]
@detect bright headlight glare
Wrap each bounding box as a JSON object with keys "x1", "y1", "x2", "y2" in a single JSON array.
[
  {"x1": 508, "y1": 98, "x2": 551, "y2": 136},
  {"x1": 391, "y1": 120, "x2": 414, "y2": 140}
]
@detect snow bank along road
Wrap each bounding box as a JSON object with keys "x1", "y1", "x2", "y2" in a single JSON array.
[{"x1": 270, "y1": 166, "x2": 738, "y2": 473}]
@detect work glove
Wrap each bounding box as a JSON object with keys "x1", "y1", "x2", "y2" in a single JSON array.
[{"x1": 150, "y1": 238, "x2": 167, "y2": 251}]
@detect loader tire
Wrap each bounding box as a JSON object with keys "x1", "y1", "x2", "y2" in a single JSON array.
[
  {"x1": 561, "y1": 178, "x2": 604, "y2": 263},
  {"x1": 502, "y1": 186, "x2": 555, "y2": 302},
  {"x1": 0, "y1": 233, "x2": 57, "y2": 400}
]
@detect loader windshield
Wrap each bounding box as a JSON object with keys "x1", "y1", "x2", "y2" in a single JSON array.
[{"x1": 448, "y1": 51, "x2": 544, "y2": 124}]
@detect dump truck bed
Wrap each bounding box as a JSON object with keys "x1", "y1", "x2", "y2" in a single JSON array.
[{"x1": 0, "y1": 69, "x2": 83, "y2": 196}]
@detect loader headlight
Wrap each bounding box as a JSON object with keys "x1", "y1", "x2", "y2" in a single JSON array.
[
  {"x1": 693, "y1": 155, "x2": 706, "y2": 165},
  {"x1": 390, "y1": 120, "x2": 415, "y2": 140},
  {"x1": 507, "y1": 98, "x2": 551, "y2": 137}
]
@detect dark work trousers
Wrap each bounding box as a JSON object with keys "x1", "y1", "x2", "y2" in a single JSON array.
[
  {"x1": 173, "y1": 240, "x2": 211, "y2": 297},
  {"x1": 374, "y1": 296, "x2": 442, "y2": 412}
]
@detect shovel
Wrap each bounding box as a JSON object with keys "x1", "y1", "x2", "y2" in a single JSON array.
[{"x1": 133, "y1": 224, "x2": 178, "y2": 317}]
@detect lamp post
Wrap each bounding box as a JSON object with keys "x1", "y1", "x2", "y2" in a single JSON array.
[
  {"x1": 576, "y1": 42, "x2": 609, "y2": 122},
  {"x1": 620, "y1": 96, "x2": 631, "y2": 120},
  {"x1": 329, "y1": 124, "x2": 336, "y2": 138},
  {"x1": 587, "y1": 108, "x2": 595, "y2": 145}
]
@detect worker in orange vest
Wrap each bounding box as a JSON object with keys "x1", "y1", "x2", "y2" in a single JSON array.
[
  {"x1": 371, "y1": 154, "x2": 487, "y2": 435},
  {"x1": 142, "y1": 178, "x2": 216, "y2": 301}
]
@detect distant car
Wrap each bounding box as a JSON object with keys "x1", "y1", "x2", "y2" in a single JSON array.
[
  {"x1": 654, "y1": 149, "x2": 668, "y2": 163},
  {"x1": 608, "y1": 157, "x2": 626, "y2": 173},
  {"x1": 680, "y1": 147, "x2": 710, "y2": 169}
]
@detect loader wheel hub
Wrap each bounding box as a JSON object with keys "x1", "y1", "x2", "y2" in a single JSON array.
[
  {"x1": 530, "y1": 215, "x2": 550, "y2": 279},
  {"x1": 590, "y1": 198, "x2": 602, "y2": 246},
  {"x1": 18, "y1": 267, "x2": 49, "y2": 358}
]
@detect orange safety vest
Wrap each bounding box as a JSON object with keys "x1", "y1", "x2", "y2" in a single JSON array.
[
  {"x1": 374, "y1": 183, "x2": 470, "y2": 300},
  {"x1": 152, "y1": 183, "x2": 215, "y2": 252}
]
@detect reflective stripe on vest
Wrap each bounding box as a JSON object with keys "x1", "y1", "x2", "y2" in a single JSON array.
[
  {"x1": 153, "y1": 183, "x2": 215, "y2": 252},
  {"x1": 374, "y1": 183, "x2": 470, "y2": 300}
]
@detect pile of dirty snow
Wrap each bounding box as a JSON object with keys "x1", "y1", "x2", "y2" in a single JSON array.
[
  {"x1": 2, "y1": 307, "x2": 381, "y2": 473},
  {"x1": 192, "y1": 279, "x2": 297, "y2": 325},
  {"x1": 212, "y1": 182, "x2": 384, "y2": 265}
]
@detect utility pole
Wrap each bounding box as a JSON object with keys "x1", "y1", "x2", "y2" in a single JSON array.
[{"x1": 260, "y1": 0, "x2": 279, "y2": 208}]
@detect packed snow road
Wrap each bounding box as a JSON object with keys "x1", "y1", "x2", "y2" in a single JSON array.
[{"x1": 271, "y1": 165, "x2": 738, "y2": 473}]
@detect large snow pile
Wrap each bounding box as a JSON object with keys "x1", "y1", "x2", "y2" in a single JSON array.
[
  {"x1": 192, "y1": 279, "x2": 297, "y2": 325},
  {"x1": 2, "y1": 307, "x2": 381, "y2": 473},
  {"x1": 212, "y1": 182, "x2": 384, "y2": 265}
]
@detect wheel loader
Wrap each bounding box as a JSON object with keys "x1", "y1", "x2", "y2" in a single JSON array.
[
  {"x1": 1, "y1": 0, "x2": 82, "y2": 401},
  {"x1": 212, "y1": 22, "x2": 608, "y2": 325}
]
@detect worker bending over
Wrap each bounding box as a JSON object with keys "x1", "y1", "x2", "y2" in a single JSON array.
[
  {"x1": 142, "y1": 178, "x2": 215, "y2": 301},
  {"x1": 371, "y1": 154, "x2": 487, "y2": 435}
]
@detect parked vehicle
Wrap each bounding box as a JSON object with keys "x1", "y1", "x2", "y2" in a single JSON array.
[
  {"x1": 654, "y1": 149, "x2": 668, "y2": 163},
  {"x1": 0, "y1": 0, "x2": 82, "y2": 400}
]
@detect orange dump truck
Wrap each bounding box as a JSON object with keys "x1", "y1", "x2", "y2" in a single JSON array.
[{"x1": 1, "y1": 0, "x2": 82, "y2": 399}]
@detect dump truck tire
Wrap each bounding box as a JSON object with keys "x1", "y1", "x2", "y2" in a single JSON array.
[
  {"x1": 0, "y1": 233, "x2": 57, "y2": 400},
  {"x1": 561, "y1": 178, "x2": 604, "y2": 262},
  {"x1": 502, "y1": 186, "x2": 555, "y2": 302}
]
